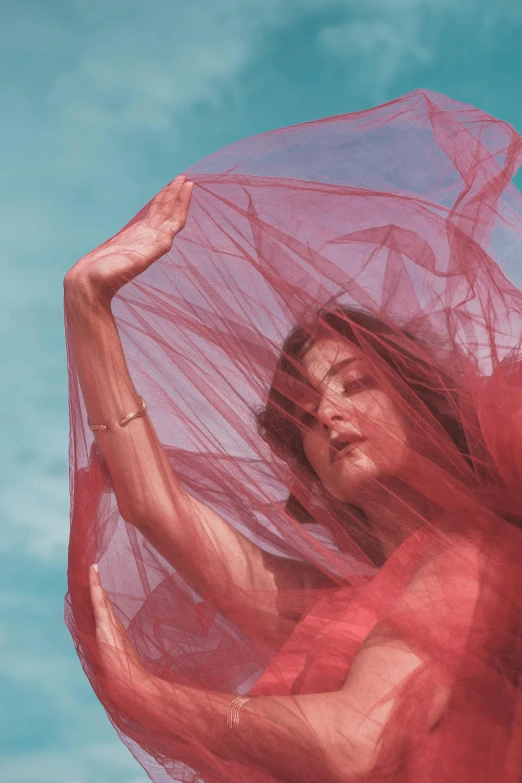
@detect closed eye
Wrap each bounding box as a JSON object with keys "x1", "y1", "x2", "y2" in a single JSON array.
[
  {"x1": 296, "y1": 376, "x2": 376, "y2": 426},
  {"x1": 342, "y1": 375, "x2": 376, "y2": 396}
]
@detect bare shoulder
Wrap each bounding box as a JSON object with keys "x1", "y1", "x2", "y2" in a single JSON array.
[
  {"x1": 412, "y1": 527, "x2": 483, "y2": 587},
  {"x1": 417, "y1": 513, "x2": 485, "y2": 569},
  {"x1": 400, "y1": 527, "x2": 487, "y2": 640}
]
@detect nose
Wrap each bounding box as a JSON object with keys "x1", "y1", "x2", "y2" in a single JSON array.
[{"x1": 315, "y1": 388, "x2": 346, "y2": 429}]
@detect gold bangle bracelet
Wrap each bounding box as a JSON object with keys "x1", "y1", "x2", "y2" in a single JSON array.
[
  {"x1": 226, "y1": 695, "x2": 257, "y2": 737},
  {"x1": 88, "y1": 396, "x2": 147, "y2": 432}
]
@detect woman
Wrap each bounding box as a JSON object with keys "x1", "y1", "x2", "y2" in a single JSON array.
[{"x1": 65, "y1": 91, "x2": 522, "y2": 782}]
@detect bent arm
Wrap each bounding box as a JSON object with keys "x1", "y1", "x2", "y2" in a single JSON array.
[
  {"x1": 109, "y1": 536, "x2": 481, "y2": 781},
  {"x1": 109, "y1": 638, "x2": 429, "y2": 782},
  {"x1": 66, "y1": 285, "x2": 329, "y2": 643}
]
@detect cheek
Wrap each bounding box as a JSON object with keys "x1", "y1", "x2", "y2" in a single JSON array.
[
  {"x1": 362, "y1": 396, "x2": 410, "y2": 466},
  {"x1": 301, "y1": 393, "x2": 410, "y2": 472},
  {"x1": 302, "y1": 431, "x2": 328, "y2": 471},
  {"x1": 358, "y1": 393, "x2": 407, "y2": 440}
]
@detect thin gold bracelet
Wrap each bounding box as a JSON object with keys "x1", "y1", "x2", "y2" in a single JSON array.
[
  {"x1": 226, "y1": 695, "x2": 257, "y2": 737},
  {"x1": 88, "y1": 396, "x2": 147, "y2": 432}
]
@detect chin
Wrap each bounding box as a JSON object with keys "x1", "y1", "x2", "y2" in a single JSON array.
[{"x1": 324, "y1": 457, "x2": 380, "y2": 502}]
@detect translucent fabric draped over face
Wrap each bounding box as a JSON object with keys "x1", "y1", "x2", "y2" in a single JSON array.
[{"x1": 66, "y1": 90, "x2": 522, "y2": 782}]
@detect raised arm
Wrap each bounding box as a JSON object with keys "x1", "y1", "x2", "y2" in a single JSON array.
[{"x1": 65, "y1": 177, "x2": 330, "y2": 646}]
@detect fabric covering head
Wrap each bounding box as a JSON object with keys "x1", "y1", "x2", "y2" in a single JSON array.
[{"x1": 65, "y1": 90, "x2": 522, "y2": 782}]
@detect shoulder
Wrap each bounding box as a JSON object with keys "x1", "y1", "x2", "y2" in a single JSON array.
[
  {"x1": 379, "y1": 530, "x2": 485, "y2": 651},
  {"x1": 408, "y1": 529, "x2": 484, "y2": 606},
  {"x1": 416, "y1": 528, "x2": 482, "y2": 576}
]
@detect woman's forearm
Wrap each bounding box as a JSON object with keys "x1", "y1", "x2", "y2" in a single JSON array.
[
  {"x1": 65, "y1": 283, "x2": 307, "y2": 644},
  {"x1": 129, "y1": 674, "x2": 366, "y2": 783},
  {"x1": 65, "y1": 284, "x2": 186, "y2": 526}
]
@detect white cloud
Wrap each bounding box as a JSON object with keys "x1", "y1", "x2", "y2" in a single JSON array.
[
  {"x1": 317, "y1": 0, "x2": 462, "y2": 97},
  {"x1": 51, "y1": 0, "x2": 290, "y2": 142},
  {"x1": 319, "y1": 17, "x2": 431, "y2": 96},
  {"x1": 317, "y1": 0, "x2": 522, "y2": 97}
]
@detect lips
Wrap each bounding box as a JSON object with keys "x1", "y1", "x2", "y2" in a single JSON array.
[{"x1": 329, "y1": 434, "x2": 367, "y2": 463}]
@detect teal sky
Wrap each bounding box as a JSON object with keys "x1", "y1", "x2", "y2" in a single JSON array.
[{"x1": 2, "y1": 1, "x2": 522, "y2": 781}]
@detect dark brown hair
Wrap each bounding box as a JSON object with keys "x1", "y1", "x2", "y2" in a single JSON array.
[{"x1": 255, "y1": 304, "x2": 478, "y2": 566}]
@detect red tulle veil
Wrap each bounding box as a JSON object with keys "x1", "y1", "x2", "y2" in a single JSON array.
[{"x1": 65, "y1": 90, "x2": 522, "y2": 782}]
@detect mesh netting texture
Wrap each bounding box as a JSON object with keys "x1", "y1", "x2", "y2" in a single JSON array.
[{"x1": 65, "y1": 90, "x2": 522, "y2": 782}]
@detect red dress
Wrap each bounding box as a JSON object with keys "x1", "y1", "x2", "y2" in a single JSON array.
[{"x1": 250, "y1": 522, "x2": 522, "y2": 781}]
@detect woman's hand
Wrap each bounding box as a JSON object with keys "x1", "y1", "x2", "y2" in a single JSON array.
[
  {"x1": 64, "y1": 175, "x2": 194, "y2": 305},
  {"x1": 89, "y1": 564, "x2": 155, "y2": 712}
]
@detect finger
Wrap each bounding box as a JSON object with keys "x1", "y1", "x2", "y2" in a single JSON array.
[
  {"x1": 159, "y1": 181, "x2": 194, "y2": 240},
  {"x1": 89, "y1": 564, "x2": 117, "y2": 630},
  {"x1": 89, "y1": 564, "x2": 106, "y2": 628},
  {"x1": 147, "y1": 176, "x2": 187, "y2": 224},
  {"x1": 171, "y1": 180, "x2": 194, "y2": 230},
  {"x1": 148, "y1": 180, "x2": 194, "y2": 250}
]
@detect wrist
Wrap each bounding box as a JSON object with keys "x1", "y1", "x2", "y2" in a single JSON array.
[
  {"x1": 106, "y1": 666, "x2": 162, "y2": 725},
  {"x1": 64, "y1": 271, "x2": 112, "y2": 315}
]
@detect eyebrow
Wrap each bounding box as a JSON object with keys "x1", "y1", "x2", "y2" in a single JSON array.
[
  {"x1": 325, "y1": 356, "x2": 359, "y2": 378},
  {"x1": 297, "y1": 356, "x2": 360, "y2": 395}
]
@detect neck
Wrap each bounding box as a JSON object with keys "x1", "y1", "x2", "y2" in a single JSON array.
[{"x1": 355, "y1": 477, "x2": 432, "y2": 558}]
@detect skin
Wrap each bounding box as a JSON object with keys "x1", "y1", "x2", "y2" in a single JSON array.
[
  {"x1": 299, "y1": 339, "x2": 426, "y2": 557},
  {"x1": 300, "y1": 338, "x2": 410, "y2": 504}
]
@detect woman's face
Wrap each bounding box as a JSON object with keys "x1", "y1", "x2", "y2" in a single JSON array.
[{"x1": 298, "y1": 338, "x2": 410, "y2": 502}]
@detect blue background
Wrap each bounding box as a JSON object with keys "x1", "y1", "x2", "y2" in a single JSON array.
[{"x1": 2, "y1": 1, "x2": 522, "y2": 781}]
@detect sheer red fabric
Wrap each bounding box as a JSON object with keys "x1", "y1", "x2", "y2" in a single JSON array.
[{"x1": 66, "y1": 90, "x2": 522, "y2": 782}]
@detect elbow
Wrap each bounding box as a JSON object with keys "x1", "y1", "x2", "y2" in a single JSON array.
[
  {"x1": 327, "y1": 731, "x2": 395, "y2": 782},
  {"x1": 118, "y1": 503, "x2": 154, "y2": 531},
  {"x1": 109, "y1": 490, "x2": 150, "y2": 529},
  {"x1": 63, "y1": 269, "x2": 89, "y2": 303},
  {"x1": 328, "y1": 751, "x2": 375, "y2": 782}
]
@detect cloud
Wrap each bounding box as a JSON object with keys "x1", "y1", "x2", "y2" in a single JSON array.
[
  {"x1": 317, "y1": 0, "x2": 460, "y2": 97},
  {"x1": 319, "y1": 17, "x2": 431, "y2": 97},
  {"x1": 317, "y1": 0, "x2": 522, "y2": 98},
  {"x1": 1, "y1": 0, "x2": 297, "y2": 561},
  {"x1": 48, "y1": 0, "x2": 293, "y2": 170},
  {"x1": 0, "y1": 0, "x2": 367, "y2": 561}
]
